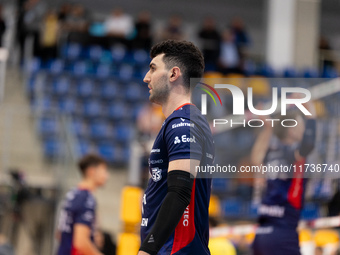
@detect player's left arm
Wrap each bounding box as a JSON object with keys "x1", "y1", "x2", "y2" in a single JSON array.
[
  {"x1": 139, "y1": 159, "x2": 199, "y2": 255},
  {"x1": 294, "y1": 100, "x2": 317, "y2": 161},
  {"x1": 139, "y1": 118, "x2": 203, "y2": 255}
]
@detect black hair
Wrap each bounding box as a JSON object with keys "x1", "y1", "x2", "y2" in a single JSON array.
[
  {"x1": 78, "y1": 154, "x2": 107, "y2": 176},
  {"x1": 150, "y1": 40, "x2": 205, "y2": 91}
]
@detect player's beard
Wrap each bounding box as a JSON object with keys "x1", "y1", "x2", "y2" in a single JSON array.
[{"x1": 149, "y1": 75, "x2": 170, "y2": 105}]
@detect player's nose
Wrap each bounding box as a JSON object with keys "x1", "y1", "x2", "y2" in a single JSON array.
[{"x1": 143, "y1": 71, "x2": 151, "y2": 84}]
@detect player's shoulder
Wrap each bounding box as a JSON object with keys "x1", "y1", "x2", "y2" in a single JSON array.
[
  {"x1": 67, "y1": 188, "x2": 95, "y2": 210},
  {"x1": 166, "y1": 105, "x2": 207, "y2": 128}
]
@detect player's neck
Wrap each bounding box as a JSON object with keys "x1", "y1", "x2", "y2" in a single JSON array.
[
  {"x1": 78, "y1": 179, "x2": 97, "y2": 192},
  {"x1": 161, "y1": 93, "x2": 191, "y2": 118}
]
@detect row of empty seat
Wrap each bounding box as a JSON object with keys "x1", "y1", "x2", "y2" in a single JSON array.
[{"x1": 28, "y1": 44, "x2": 151, "y2": 164}]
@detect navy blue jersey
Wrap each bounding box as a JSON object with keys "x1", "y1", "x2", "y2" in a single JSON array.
[
  {"x1": 57, "y1": 188, "x2": 96, "y2": 255},
  {"x1": 253, "y1": 137, "x2": 308, "y2": 255},
  {"x1": 141, "y1": 104, "x2": 214, "y2": 255},
  {"x1": 257, "y1": 137, "x2": 306, "y2": 229}
]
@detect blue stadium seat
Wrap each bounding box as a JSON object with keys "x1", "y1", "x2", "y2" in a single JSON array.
[
  {"x1": 97, "y1": 143, "x2": 116, "y2": 163},
  {"x1": 95, "y1": 63, "x2": 111, "y2": 79},
  {"x1": 260, "y1": 64, "x2": 275, "y2": 77},
  {"x1": 101, "y1": 49, "x2": 114, "y2": 62},
  {"x1": 301, "y1": 203, "x2": 319, "y2": 220},
  {"x1": 212, "y1": 179, "x2": 229, "y2": 193},
  {"x1": 222, "y1": 198, "x2": 243, "y2": 217},
  {"x1": 89, "y1": 121, "x2": 114, "y2": 140},
  {"x1": 82, "y1": 100, "x2": 103, "y2": 118},
  {"x1": 244, "y1": 59, "x2": 256, "y2": 76},
  {"x1": 33, "y1": 96, "x2": 54, "y2": 113},
  {"x1": 57, "y1": 97, "x2": 77, "y2": 114},
  {"x1": 38, "y1": 116, "x2": 59, "y2": 136},
  {"x1": 26, "y1": 58, "x2": 41, "y2": 74},
  {"x1": 76, "y1": 139, "x2": 92, "y2": 156},
  {"x1": 70, "y1": 119, "x2": 88, "y2": 137},
  {"x1": 119, "y1": 146, "x2": 130, "y2": 163},
  {"x1": 77, "y1": 79, "x2": 95, "y2": 98},
  {"x1": 283, "y1": 67, "x2": 298, "y2": 78},
  {"x1": 64, "y1": 43, "x2": 82, "y2": 60},
  {"x1": 125, "y1": 82, "x2": 144, "y2": 101},
  {"x1": 71, "y1": 61, "x2": 89, "y2": 76},
  {"x1": 88, "y1": 45, "x2": 103, "y2": 62},
  {"x1": 118, "y1": 64, "x2": 134, "y2": 81},
  {"x1": 53, "y1": 76, "x2": 70, "y2": 96},
  {"x1": 248, "y1": 203, "x2": 258, "y2": 218},
  {"x1": 111, "y1": 44, "x2": 127, "y2": 63},
  {"x1": 43, "y1": 139, "x2": 62, "y2": 158},
  {"x1": 108, "y1": 101, "x2": 129, "y2": 120},
  {"x1": 48, "y1": 59, "x2": 65, "y2": 75},
  {"x1": 115, "y1": 124, "x2": 133, "y2": 143},
  {"x1": 322, "y1": 66, "x2": 339, "y2": 78},
  {"x1": 133, "y1": 49, "x2": 149, "y2": 66},
  {"x1": 100, "y1": 81, "x2": 120, "y2": 100},
  {"x1": 302, "y1": 68, "x2": 319, "y2": 78}
]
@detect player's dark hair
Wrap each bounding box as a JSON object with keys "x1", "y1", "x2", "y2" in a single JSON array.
[
  {"x1": 150, "y1": 40, "x2": 205, "y2": 92},
  {"x1": 78, "y1": 154, "x2": 107, "y2": 176}
]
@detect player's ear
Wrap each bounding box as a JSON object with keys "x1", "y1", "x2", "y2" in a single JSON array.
[
  {"x1": 169, "y1": 66, "x2": 181, "y2": 82},
  {"x1": 86, "y1": 166, "x2": 95, "y2": 178}
]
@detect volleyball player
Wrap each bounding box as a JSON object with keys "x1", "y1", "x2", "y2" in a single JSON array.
[
  {"x1": 57, "y1": 154, "x2": 109, "y2": 255},
  {"x1": 138, "y1": 40, "x2": 215, "y2": 255},
  {"x1": 251, "y1": 100, "x2": 316, "y2": 255}
]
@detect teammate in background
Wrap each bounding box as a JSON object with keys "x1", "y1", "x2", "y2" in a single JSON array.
[
  {"x1": 138, "y1": 40, "x2": 215, "y2": 255},
  {"x1": 251, "y1": 99, "x2": 316, "y2": 255},
  {"x1": 57, "y1": 154, "x2": 109, "y2": 255}
]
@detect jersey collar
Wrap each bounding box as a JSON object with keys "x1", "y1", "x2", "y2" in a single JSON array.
[{"x1": 175, "y1": 103, "x2": 195, "y2": 111}]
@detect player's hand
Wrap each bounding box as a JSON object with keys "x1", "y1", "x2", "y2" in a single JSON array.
[{"x1": 137, "y1": 251, "x2": 150, "y2": 255}]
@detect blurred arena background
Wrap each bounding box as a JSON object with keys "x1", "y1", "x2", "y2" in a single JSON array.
[{"x1": 0, "y1": 0, "x2": 339, "y2": 254}]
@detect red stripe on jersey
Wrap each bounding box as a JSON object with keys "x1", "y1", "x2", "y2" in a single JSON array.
[
  {"x1": 287, "y1": 159, "x2": 306, "y2": 209},
  {"x1": 171, "y1": 180, "x2": 196, "y2": 254},
  {"x1": 175, "y1": 103, "x2": 195, "y2": 111},
  {"x1": 71, "y1": 246, "x2": 83, "y2": 255}
]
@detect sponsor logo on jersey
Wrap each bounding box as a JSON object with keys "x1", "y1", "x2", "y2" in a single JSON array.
[
  {"x1": 82, "y1": 211, "x2": 94, "y2": 222},
  {"x1": 149, "y1": 159, "x2": 164, "y2": 164},
  {"x1": 151, "y1": 148, "x2": 160, "y2": 153},
  {"x1": 172, "y1": 122, "x2": 194, "y2": 129},
  {"x1": 258, "y1": 205, "x2": 285, "y2": 217},
  {"x1": 174, "y1": 136, "x2": 181, "y2": 144},
  {"x1": 181, "y1": 135, "x2": 196, "y2": 143},
  {"x1": 183, "y1": 205, "x2": 190, "y2": 226},
  {"x1": 85, "y1": 196, "x2": 95, "y2": 208},
  {"x1": 174, "y1": 135, "x2": 197, "y2": 144},
  {"x1": 206, "y1": 153, "x2": 213, "y2": 159},
  {"x1": 141, "y1": 218, "x2": 148, "y2": 227},
  {"x1": 151, "y1": 167, "x2": 162, "y2": 182}
]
